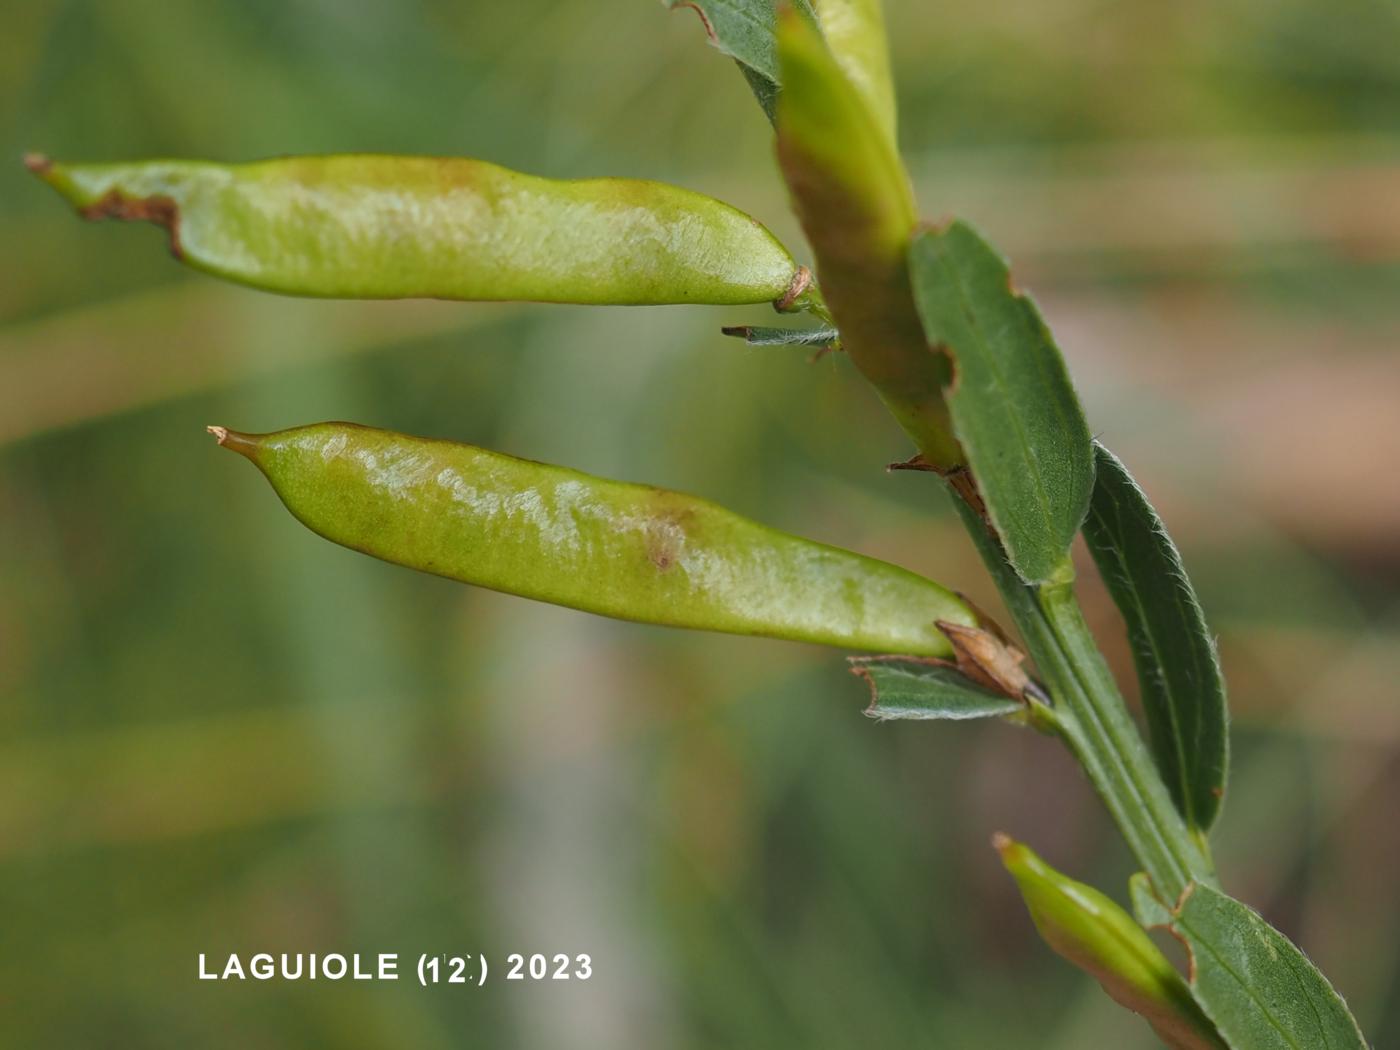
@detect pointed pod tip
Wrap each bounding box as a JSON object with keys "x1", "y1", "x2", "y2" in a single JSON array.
[
  {"x1": 207, "y1": 425, "x2": 260, "y2": 460},
  {"x1": 24, "y1": 153, "x2": 82, "y2": 204},
  {"x1": 993, "y1": 833, "x2": 1037, "y2": 872}
]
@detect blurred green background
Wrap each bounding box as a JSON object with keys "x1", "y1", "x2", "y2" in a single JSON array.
[{"x1": 3, "y1": 1, "x2": 1398, "y2": 1046}]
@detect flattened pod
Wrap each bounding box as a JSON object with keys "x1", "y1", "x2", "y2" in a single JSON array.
[
  {"x1": 27, "y1": 153, "x2": 804, "y2": 307},
  {"x1": 211, "y1": 423, "x2": 976, "y2": 657}
]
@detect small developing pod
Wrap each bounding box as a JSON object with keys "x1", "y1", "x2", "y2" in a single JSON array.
[
  {"x1": 995, "y1": 836, "x2": 1225, "y2": 1050},
  {"x1": 212, "y1": 423, "x2": 977, "y2": 657}
]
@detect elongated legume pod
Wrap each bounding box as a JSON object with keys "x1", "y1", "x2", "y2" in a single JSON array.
[
  {"x1": 212, "y1": 422, "x2": 976, "y2": 656},
  {"x1": 814, "y1": 0, "x2": 899, "y2": 149},
  {"x1": 27, "y1": 153, "x2": 805, "y2": 307},
  {"x1": 774, "y1": 11, "x2": 963, "y2": 470}
]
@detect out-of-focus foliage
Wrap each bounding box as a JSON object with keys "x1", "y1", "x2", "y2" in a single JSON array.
[{"x1": 2, "y1": 1, "x2": 1398, "y2": 1047}]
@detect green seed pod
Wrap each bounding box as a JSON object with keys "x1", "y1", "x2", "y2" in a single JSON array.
[
  {"x1": 26, "y1": 153, "x2": 805, "y2": 308},
  {"x1": 996, "y1": 836, "x2": 1226, "y2": 1050},
  {"x1": 774, "y1": 11, "x2": 961, "y2": 469},
  {"x1": 813, "y1": 0, "x2": 898, "y2": 148},
  {"x1": 212, "y1": 422, "x2": 976, "y2": 656}
]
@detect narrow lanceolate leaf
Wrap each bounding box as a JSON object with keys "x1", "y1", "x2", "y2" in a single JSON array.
[
  {"x1": 775, "y1": 10, "x2": 962, "y2": 469},
  {"x1": 997, "y1": 838, "x2": 1226, "y2": 1050},
  {"x1": 813, "y1": 0, "x2": 898, "y2": 147},
  {"x1": 27, "y1": 153, "x2": 804, "y2": 307},
  {"x1": 1083, "y1": 443, "x2": 1228, "y2": 832},
  {"x1": 211, "y1": 422, "x2": 977, "y2": 656},
  {"x1": 1137, "y1": 880, "x2": 1369, "y2": 1050},
  {"x1": 850, "y1": 657, "x2": 1022, "y2": 721},
  {"x1": 664, "y1": 0, "x2": 817, "y2": 121},
  {"x1": 909, "y1": 221, "x2": 1094, "y2": 584},
  {"x1": 720, "y1": 324, "x2": 839, "y2": 348}
]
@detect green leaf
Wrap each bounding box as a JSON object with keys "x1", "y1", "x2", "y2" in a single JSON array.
[
  {"x1": 27, "y1": 153, "x2": 803, "y2": 307},
  {"x1": 212, "y1": 422, "x2": 978, "y2": 657},
  {"x1": 1084, "y1": 443, "x2": 1229, "y2": 833},
  {"x1": 664, "y1": 0, "x2": 818, "y2": 121},
  {"x1": 997, "y1": 838, "x2": 1227, "y2": 1050},
  {"x1": 908, "y1": 221, "x2": 1094, "y2": 584},
  {"x1": 1130, "y1": 871, "x2": 1175, "y2": 928},
  {"x1": 850, "y1": 657, "x2": 1022, "y2": 721},
  {"x1": 720, "y1": 323, "x2": 839, "y2": 348},
  {"x1": 775, "y1": 9, "x2": 962, "y2": 469},
  {"x1": 1139, "y1": 880, "x2": 1369, "y2": 1050}
]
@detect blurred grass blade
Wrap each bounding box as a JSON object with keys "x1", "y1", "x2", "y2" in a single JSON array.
[
  {"x1": 1136, "y1": 880, "x2": 1370, "y2": 1049},
  {"x1": 909, "y1": 221, "x2": 1094, "y2": 584},
  {"x1": 813, "y1": 0, "x2": 897, "y2": 146},
  {"x1": 213, "y1": 421, "x2": 978, "y2": 657},
  {"x1": 775, "y1": 9, "x2": 962, "y2": 468},
  {"x1": 0, "y1": 283, "x2": 518, "y2": 447},
  {"x1": 997, "y1": 837, "x2": 1227, "y2": 1050},
  {"x1": 664, "y1": 0, "x2": 818, "y2": 121},
  {"x1": 1084, "y1": 443, "x2": 1229, "y2": 833},
  {"x1": 720, "y1": 323, "x2": 839, "y2": 348},
  {"x1": 850, "y1": 657, "x2": 1022, "y2": 721},
  {"x1": 27, "y1": 153, "x2": 804, "y2": 307}
]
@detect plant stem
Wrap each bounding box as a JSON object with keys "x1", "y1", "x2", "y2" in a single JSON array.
[
  {"x1": 1038, "y1": 582, "x2": 1217, "y2": 898},
  {"x1": 950, "y1": 492, "x2": 1216, "y2": 901}
]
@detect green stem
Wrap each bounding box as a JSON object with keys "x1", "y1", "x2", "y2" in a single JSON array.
[
  {"x1": 1039, "y1": 582, "x2": 1217, "y2": 898},
  {"x1": 950, "y1": 492, "x2": 1216, "y2": 900},
  {"x1": 793, "y1": 279, "x2": 836, "y2": 328}
]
